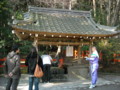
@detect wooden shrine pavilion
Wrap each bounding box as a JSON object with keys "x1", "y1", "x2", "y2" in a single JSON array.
[{"x1": 11, "y1": 6, "x2": 119, "y2": 58}]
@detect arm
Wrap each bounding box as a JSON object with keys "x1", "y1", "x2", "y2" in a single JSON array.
[
  {"x1": 11, "y1": 55, "x2": 20, "y2": 74},
  {"x1": 4, "y1": 60, "x2": 8, "y2": 75},
  {"x1": 25, "y1": 54, "x2": 30, "y2": 66},
  {"x1": 86, "y1": 56, "x2": 96, "y2": 61}
]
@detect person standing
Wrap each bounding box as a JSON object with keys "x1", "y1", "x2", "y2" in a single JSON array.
[
  {"x1": 41, "y1": 52, "x2": 52, "y2": 83},
  {"x1": 25, "y1": 47, "x2": 43, "y2": 90},
  {"x1": 86, "y1": 46, "x2": 99, "y2": 89},
  {"x1": 4, "y1": 45, "x2": 21, "y2": 90}
]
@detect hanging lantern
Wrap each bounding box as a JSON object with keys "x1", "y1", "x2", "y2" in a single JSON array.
[
  {"x1": 44, "y1": 34, "x2": 46, "y2": 37},
  {"x1": 52, "y1": 35, "x2": 54, "y2": 37},
  {"x1": 93, "y1": 37, "x2": 95, "y2": 39},
  {"x1": 35, "y1": 34, "x2": 38, "y2": 37},
  {"x1": 80, "y1": 36, "x2": 82, "y2": 38},
  {"x1": 22, "y1": 32, "x2": 24, "y2": 35},
  {"x1": 12, "y1": 30, "x2": 15, "y2": 34},
  {"x1": 30, "y1": 33, "x2": 32, "y2": 36},
  {"x1": 59, "y1": 35, "x2": 61, "y2": 37}
]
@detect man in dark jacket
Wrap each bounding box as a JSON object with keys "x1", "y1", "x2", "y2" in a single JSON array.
[{"x1": 4, "y1": 45, "x2": 21, "y2": 90}]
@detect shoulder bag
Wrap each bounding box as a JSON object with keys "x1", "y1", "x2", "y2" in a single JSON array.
[{"x1": 34, "y1": 55, "x2": 44, "y2": 78}]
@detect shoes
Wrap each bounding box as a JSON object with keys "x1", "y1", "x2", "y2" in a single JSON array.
[{"x1": 89, "y1": 84, "x2": 96, "y2": 89}]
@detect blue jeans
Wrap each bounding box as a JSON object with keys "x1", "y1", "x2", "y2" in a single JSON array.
[{"x1": 29, "y1": 77, "x2": 39, "y2": 90}]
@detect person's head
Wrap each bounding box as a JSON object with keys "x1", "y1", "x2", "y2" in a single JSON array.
[
  {"x1": 91, "y1": 46, "x2": 97, "y2": 52},
  {"x1": 12, "y1": 45, "x2": 20, "y2": 53}
]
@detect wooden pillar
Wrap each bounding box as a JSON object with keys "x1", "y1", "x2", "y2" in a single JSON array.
[
  {"x1": 78, "y1": 45, "x2": 81, "y2": 59},
  {"x1": 78, "y1": 45, "x2": 82, "y2": 64}
]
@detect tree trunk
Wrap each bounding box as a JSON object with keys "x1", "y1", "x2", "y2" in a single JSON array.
[
  {"x1": 62, "y1": 0, "x2": 65, "y2": 9},
  {"x1": 69, "y1": 0, "x2": 72, "y2": 10},
  {"x1": 99, "y1": 0, "x2": 105, "y2": 24},
  {"x1": 93, "y1": 0, "x2": 96, "y2": 17},
  {"x1": 111, "y1": 0, "x2": 120, "y2": 26},
  {"x1": 107, "y1": 0, "x2": 112, "y2": 26}
]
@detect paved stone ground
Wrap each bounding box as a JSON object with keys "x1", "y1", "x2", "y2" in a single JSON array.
[
  {"x1": 0, "y1": 74, "x2": 120, "y2": 90},
  {"x1": 76, "y1": 84, "x2": 120, "y2": 90}
]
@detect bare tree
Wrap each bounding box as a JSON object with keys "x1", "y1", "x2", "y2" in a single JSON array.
[
  {"x1": 69, "y1": 0, "x2": 72, "y2": 10},
  {"x1": 93, "y1": 0, "x2": 96, "y2": 17},
  {"x1": 106, "y1": 0, "x2": 112, "y2": 26},
  {"x1": 111, "y1": 0, "x2": 120, "y2": 26}
]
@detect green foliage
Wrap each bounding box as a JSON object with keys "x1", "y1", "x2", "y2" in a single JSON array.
[
  {"x1": 15, "y1": 11, "x2": 24, "y2": 20},
  {"x1": 95, "y1": 38, "x2": 120, "y2": 66},
  {"x1": 81, "y1": 45, "x2": 89, "y2": 51},
  {"x1": 109, "y1": 38, "x2": 120, "y2": 54},
  {"x1": 19, "y1": 41, "x2": 33, "y2": 57},
  {"x1": 0, "y1": 0, "x2": 14, "y2": 57}
]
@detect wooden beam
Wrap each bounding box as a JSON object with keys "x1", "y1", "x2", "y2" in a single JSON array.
[
  {"x1": 38, "y1": 41, "x2": 89, "y2": 46},
  {"x1": 15, "y1": 31, "x2": 31, "y2": 40},
  {"x1": 39, "y1": 37, "x2": 80, "y2": 42},
  {"x1": 15, "y1": 31, "x2": 22, "y2": 40},
  {"x1": 78, "y1": 46, "x2": 81, "y2": 59}
]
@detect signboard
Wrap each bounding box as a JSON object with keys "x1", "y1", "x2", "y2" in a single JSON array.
[{"x1": 66, "y1": 46, "x2": 73, "y2": 57}]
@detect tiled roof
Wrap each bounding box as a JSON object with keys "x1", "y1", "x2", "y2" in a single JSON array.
[{"x1": 12, "y1": 6, "x2": 117, "y2": 36}]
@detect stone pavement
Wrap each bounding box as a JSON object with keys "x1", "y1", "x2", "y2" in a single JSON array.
[{"x1": 0, "y1": 74, "x2": 120, "y2": 90}]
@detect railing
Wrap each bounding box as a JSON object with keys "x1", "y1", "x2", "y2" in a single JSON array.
[
  {"x1": 0, "y1": 58, "x2": 27, "y2": 68},
  {"x1": 0, "y1": 58, "x2": 64, "y2": 68},
  {"x1": 0, "y1": 53, "x2": 119, "y2": 68},
  {"x1": 113, "y1": 54, "x2": 120, "y2": 63}
]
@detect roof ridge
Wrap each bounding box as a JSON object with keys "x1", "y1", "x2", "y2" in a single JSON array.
[{"x1": 28, "y1": 6, "x2": 91, "y2": 17}]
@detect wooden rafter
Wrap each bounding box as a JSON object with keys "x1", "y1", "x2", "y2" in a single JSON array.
[{"x1": 38, "y1": 41, "x2": 89, "y2": 46}]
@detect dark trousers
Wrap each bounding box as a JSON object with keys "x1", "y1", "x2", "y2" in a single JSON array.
[
  {"x1": 6, "y1": 78, "x2": 19, "y2": 90},
  {"x1": 29, "y1": 77, "x2": 39, "y2": 90},
  {"x1": 42, "y1": 64, "x2": 51, "y2": 82}
]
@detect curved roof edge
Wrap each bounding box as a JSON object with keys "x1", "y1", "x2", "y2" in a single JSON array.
[{"x1": 88, "y1": 15, "x2": 118, "y2": 33}]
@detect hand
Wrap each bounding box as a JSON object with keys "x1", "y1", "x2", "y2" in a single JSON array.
[
  {"x1": 86, "y1": 58, "x2": 89, "y2": 61},
  {"x1": 9, "y1": 72, "x2": 13, "y2": 77},
  {"x1": 84, "y1": 57, "x2": 88, "y2": 58}
]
